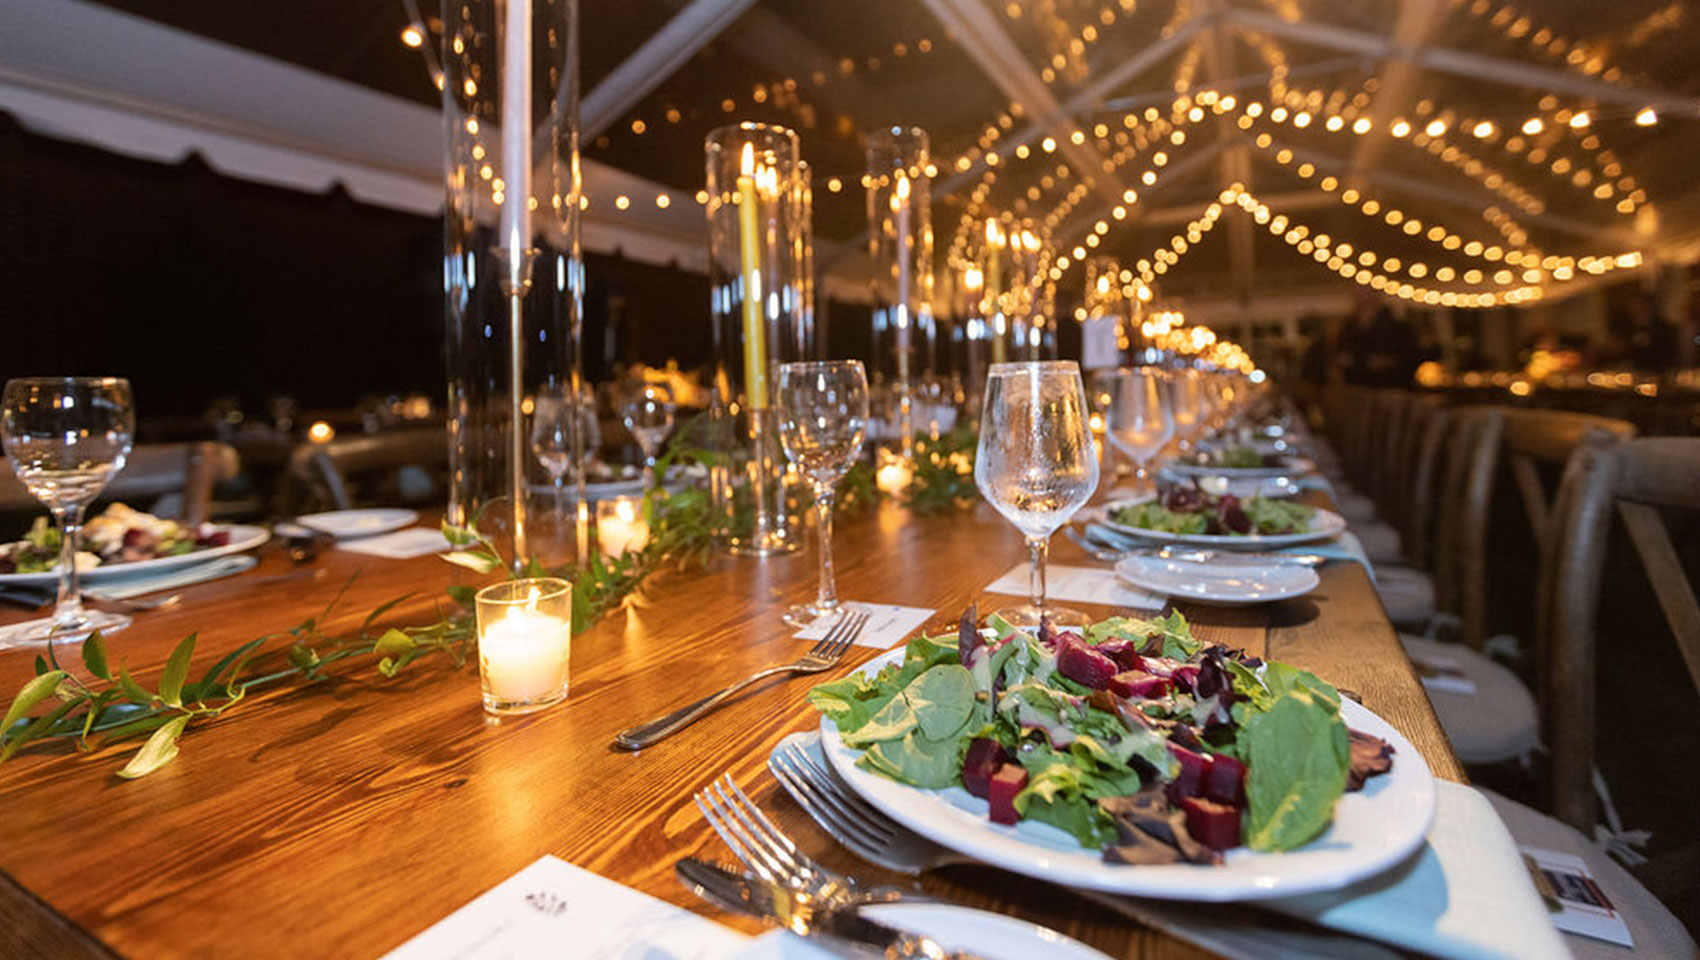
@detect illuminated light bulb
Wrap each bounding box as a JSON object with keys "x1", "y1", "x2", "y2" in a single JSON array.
[
  {"x1": 694, "y1": 189, "x2": 709, "y2": 205},
  {"x1": 1464, "y1": 269, "x2": 1483, "y2": 283},
  {"x1": 614, "y1": 194, "x2": 630, "y2": 210},
  {"x1": 1325, "y1": 115, "x2": 1345, "y2": 132},
  {"x1": 1424, "y1": 119, "x2": 1447, "y2": 137},
  {"x1": 1522, "y1": 117, "x2": 1544, "y2": 135},
  {"x1": 1123, "y1": 188, "x2": 1139, "y2": 203},
  {"x1": 1569, "y1": 111, "x2": 1590, "y2": 129},
  {"x1": 1635, "y1": 107, "x2": 1657, "y2": 126},
  {"x1": 400, "y1": 24, "x2": 425, "y2": 48},
  {"x1": 1472, "y1": 121, "x2": 1494, "y2": 138},
  {"x1": 1015, "y1": 144, "x2": 1030, "y2": 159},
  {"x1": 1383, "y1": 257, "x2": 1402, "y2": 272},
  {"x1": 1070, "y1": 130, "x2": 1086, "y2": 145},
  {"x1": 1390, "y1": 119, "x2": 1412, "y2": 137},
  {"x1": 1293, "y1": 111, "x2": 1312, "y2": 128},
  {"x1": 1041, "y1": 137, "x2": 1057, "y2": 152},
  {"x1": 1271, "y1": 107, "x2": 1289, "y2": 122},
  {"x1": 655, "y1": 194, "x2": 670, "y2": 209},
  {"x1": 1352, "y1": 117, "x2": 1372, "y2": 134}
]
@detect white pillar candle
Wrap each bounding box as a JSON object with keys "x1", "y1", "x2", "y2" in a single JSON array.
[
  {"x1": 480, "y1": 609, "x2": 570, "y2": 704},
  {"x1": 500, "y1": 0, "x2": 531, "y2": 253}
]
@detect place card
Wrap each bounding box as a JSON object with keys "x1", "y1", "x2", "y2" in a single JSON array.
[
  {"x1": 382, "y1": 855, "x2": 749, "y2": 960},
  {"x1": 984, "y1": 563, "x2": 1165, "y2": 610},
  {"x1": 793, "y1": 601, "x2": 937, "y2": 649},
  {"x1": 1521, "y1": 846, "x2": 1635, "y2": 947},
  {"x1": 336, "y1": 528, "x2": 453, "y2": 559}
]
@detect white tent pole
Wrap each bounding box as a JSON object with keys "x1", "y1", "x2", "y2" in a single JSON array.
[{"x1": 579, "y1": 0, "x2": 757, "y2": 139}]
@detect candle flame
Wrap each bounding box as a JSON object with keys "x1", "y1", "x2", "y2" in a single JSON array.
[
  {"x1": 894, "y1": 172, "x2": 910, "y2": 202},
  {"x1": 985, "y1": 219, "x2": 1002, "y2": 246},
  {"x1": 963, "y1": 265, "x2": 983, "y2": 291},
  {"x1": 755, "y1": 163, "x2": 779, "y2": 197},
  {"x1": 616, "y1": 499, "x2": 637, "y2": 523},
  {"x1": 740, "y1": 142, "x2": 755, "y2": 178}
]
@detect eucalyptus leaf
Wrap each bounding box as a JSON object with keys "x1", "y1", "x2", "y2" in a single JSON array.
[
  {"x1": 442, "y1": 550, "x2": 500, "y2": 574},
  {"x1": 158, "y1": 633, "x2": 198, "y2": 707},
  {"x1": 116, "y1": 714, "x2": 191, "y2": 779},
  {"x1": 2, "y1": 670, "x2": 68, "y2": 739},
  {"x1": 82, "y1": 631, "x2": 111, "y2": 680},
  {"x1": 374, "y1": 629, "x2": 415, "y2": 658},
  {"x1": 0, "y1": 699, "x2": 77, "y2": 764},
  {"x1": 117, "y1": 665, "x2": 156, "y2": 705}
]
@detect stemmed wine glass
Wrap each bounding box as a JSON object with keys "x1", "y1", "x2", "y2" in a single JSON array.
[
  {"x1": 1, "y1": 378, "x2": 135, "y2": 645},
  {"x1": 776, "y1": 361, "x2": 869, "y2": 625},
  {"x1": 1168, "y1": 367, "x2": 1207, "y2": 457},
  {"x1": 1103, "y1": 367, "x2": 1175, "y2": 495},
  {"x1": 531, "y1": 387, "x2": 597, "y2": 502},
  {"x1": 975, "y1": 361, "x2": 1099, "y2": 627},
  {"x1": 621, "y1": 384, "x2": 675, "y2": 492}
]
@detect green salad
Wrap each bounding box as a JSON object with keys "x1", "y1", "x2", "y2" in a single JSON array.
[
  {"x1": 1111, "y1": 487, "x2": 1314, "y2": 537},
  {"x1": 810, "y1": 610, "x2": 1393, "y2": 865}
]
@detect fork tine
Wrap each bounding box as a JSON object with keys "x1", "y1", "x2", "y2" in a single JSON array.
[
  {"x1": 715, "y1": 776, "x2": 821, "y2": 888},
  {"x1": 833, "y1": 611, "x2": 869, "y2": 659},
  {"x1": 789, "y1": 741, "x2": 895, "y2": 830},
  {"x1": 770, "y1": 744, "x2": 891, "y2": 857},
  {"x1": 693, "y1": 788, "x2": 776, "y2": 884},
  {"x1": 698, "y1": 778, "x2": 793, "y2": 885},
  {"x1": 805, "y1": 608, "x2": 851, "y2": 657}
]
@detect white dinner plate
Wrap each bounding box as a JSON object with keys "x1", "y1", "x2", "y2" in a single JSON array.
[
  {"x1": 821, "y1": 648, "x2": 1435, "y2": 901},
  {"x1": 0, "y1": 524, "x2": 270, "y2": 588},
  {"x1": 1168, "y1": 455, "x2": 1317, "y2": 480},
  {"x1": 734, "y1": 901, "x2": 1111, "y2": 960},
  {"x1": 1113, "y1": 554, "x2": 1319, "y2": 605},
  {"x1": 297, "y1": 508, "x2": 418, "y2": 539},
  {"x1": 1099, "y1": 497, "x2": 1347, "y2": 550}
]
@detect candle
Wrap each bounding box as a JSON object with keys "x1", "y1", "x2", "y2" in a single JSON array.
[
  {"x1": 893, "y1": 172, "x2": 912, "y2": 383},
  {"x1": 500, "y1": 0, "x2": 531, "y2": 253},
  {"x1": 985, "y1": 219, "x2": 1006, "y2": 365},
  {"x1": 476, "y1": 578, "x2": 571, "y2": 714},
  {"x1": 737, "y1": 143, "x2": 769, "y2": 410},
  {"x1": 875, "y1": 450, "x2": 914, "y2": 495},
  {"x1": 597, "y1": 497, "x2": 650, "y2": 557}
]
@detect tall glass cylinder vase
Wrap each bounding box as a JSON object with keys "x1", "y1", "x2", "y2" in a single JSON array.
[
  {"x1": 441, "y1": 0, "x2": 585, "y2": 571},
  {"x1": 794, "y1": 160, "x2": 818, "y2": 360},
  {"x1": 954, "y1": 260, "x2": 991, "y2": 426},
  {"x1": 866, "y1": 126, "x2": 933, "y2": 460},
  {"x1": 706, "y1": 122, "x2": 808, "y2": 555},
  {"x1": 1002, "y1": 218, "x2": 1056, "y2": 360}
]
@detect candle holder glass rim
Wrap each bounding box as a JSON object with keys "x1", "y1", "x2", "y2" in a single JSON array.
[
  {"x1": 987, "y1": 360, "x2": 1081, "y2": 376},
  {"x1": 476, "y1": 577, "x2": 573, "y2": 606},
  {"x1": 706, "y1": 121, "x2": 800, "y2": 155}
]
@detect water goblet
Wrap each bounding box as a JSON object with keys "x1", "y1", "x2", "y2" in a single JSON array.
[
  {"x1": 1, "y1": 377, "x2": 136, "y2": 645},
  {"x1": 776, "y1": 361, "x2": 869, "y2": 625},
  {"x1": 1103, "y1": 366, "x2": 1176, "y2": 496},
  {"x1": 621, "y1": 384, "x2": 675, "y2": 491},
  {"x1": 975, "y1": 361, "x2": 1099, "y2": 628}
]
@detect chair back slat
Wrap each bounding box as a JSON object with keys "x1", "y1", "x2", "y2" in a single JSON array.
[
  {"x1": 1405, "y1": 403, "x2": 1451, "y2": 572},
  {"x1": 1616, "y1": 501, "x2": 1700, "y2": 693},
  {"x1": 1508, "y1": 453, "x2": 1552, "y2": 553}
]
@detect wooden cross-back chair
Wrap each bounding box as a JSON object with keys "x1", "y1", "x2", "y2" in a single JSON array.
[
  {"x1": 282, "y1": 428, "x2": 448, "y2": 514},
  {"x1": 0, "y1": 441, "x2": 239, "y2": 525},
  {"x1": 1500, "y1": 408, "x2": 1635, "y2": 556},
  {"x1": 1542, "y1": 437, "x2": 1700, "y2": 832},
  {"x1": 1401, "y1": 401, "x2": 1452, "y2": 573},
  {"x1": 1432, "y1": 407, "x2": 1504, "y2": 650}
]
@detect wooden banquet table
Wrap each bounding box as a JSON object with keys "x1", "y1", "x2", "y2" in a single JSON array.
[{"x1": 0, "y1": 493, "x2": 1462, "y2": 959}]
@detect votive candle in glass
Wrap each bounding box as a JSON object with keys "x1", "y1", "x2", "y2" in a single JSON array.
[
  {"x1": 596, "y1": 497, "x2": 650, "y2": 557},
  {"x1": 476, "y1": 578, "x2": 572, "y2": 715}
]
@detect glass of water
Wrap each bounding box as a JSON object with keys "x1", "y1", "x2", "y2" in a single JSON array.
[
  {"x1": 621, "y1": 384, "x2": 675, "y2": 492},
  {"x1": 776, "y1": 361, "x2": 869, "y2": 625},
  {"x1": 1103, "y1": 366, "x2": 1175, "y2": 495},
  {"x1": 975, "y1": 362, "x2": 1099, "y2": 627},
  {"x1": 1, "y1": 377, "x2": 136, "y2": 645}
]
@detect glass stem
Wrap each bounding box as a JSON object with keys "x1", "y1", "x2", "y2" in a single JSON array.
[
  {"x1": 52, "y1": 503, "x2": 86, "y2": 629},
  {"x1": 1026, "y1": 534, "x2": 1048, "y2": 614},
  {"x1": 814, "y1": 484, "x2": 839, "y2": 611},
  {"x1": 642, "y1": 452, "x2": 657, "y2": 492}
]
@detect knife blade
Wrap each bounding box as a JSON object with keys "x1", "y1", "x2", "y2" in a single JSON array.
[{"x1": 675, "y1": 857, "x2": 984, "y2": 959}]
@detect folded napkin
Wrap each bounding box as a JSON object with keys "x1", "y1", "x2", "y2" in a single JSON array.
[
  {"x1": 1081, "y1": 523, "x2": 1373, "y2": 580},
  {"x1": 1261, "y1": 781, "x2": 1571, "y2": 960},
  {"x1": 85, "y1": 554, "x2": 258, "y2": 600},
  {"x1": 336, "y1": 528, "x2": 452, "y2": 560}
]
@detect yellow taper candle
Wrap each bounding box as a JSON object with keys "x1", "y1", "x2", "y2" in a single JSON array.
[{"x1": 736, "y1": 142, "x2": 769, "y2": 410}]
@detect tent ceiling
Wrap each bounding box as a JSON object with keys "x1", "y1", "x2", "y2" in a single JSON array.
[{"x1": 28, "y1": 0, "x2": 1700, "y2": 311}]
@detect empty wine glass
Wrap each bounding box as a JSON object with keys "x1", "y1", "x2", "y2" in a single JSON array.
[
  {"x1": 1168, "y1": 367, "x2": 1207, "y2": 457},
  {"x1": 621, "y1": 384, "x2": 675, "y2": 491},
  {"x1": 530, "y1": 387, "x2": 596, "y2": 504},
  {"x1": 1103, "y1": 367, "x2": 1175, "y2": 495},
  {"x1": 975, "y1": 361, "x2": 1099, "y2": 627},
  {"x1": 776, "y1": 361, "x2": 869, "y2": 625},
  {"x1": 1, "y1": 377, "x2": 135, "y2": 646}
]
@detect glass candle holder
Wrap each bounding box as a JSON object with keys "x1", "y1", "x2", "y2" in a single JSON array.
[
  {"x1": 476, "y1": 578, "x2": 572, "y2": 715},
  {"x1": 596, "y1": 496, "x2": 650, "y2": 557},
  {"x1": 866, "y1": 125, "x2": 934, "y2": 460}
]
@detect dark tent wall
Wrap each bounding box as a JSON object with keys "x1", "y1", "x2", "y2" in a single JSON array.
[{"x1": 0, "y1": 112, "x2": 713, "y2": 421}]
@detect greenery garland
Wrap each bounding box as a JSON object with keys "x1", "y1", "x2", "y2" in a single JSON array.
[{"x1": 0, "y1": 427, "x2": 975, "y2": 780}]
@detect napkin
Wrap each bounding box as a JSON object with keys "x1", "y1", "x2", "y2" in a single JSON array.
[
  {"x1": 336, "y1": 528, "x2": 452, "y2": 560},
  {"x1": 382, "y1": 855, "x2": 750, "y2": 960},
  {"x1": 793, "y1": 602, "x2": 936, "y2": 649},
  {"x1": 984, "y1": 562, "x2": 1165, "y2": 610},
  {"x1": 1083, "y1": 522, "x2": 1375, "y2": 579},
  {"x1": 85, "y1": 554, "x2": 258, "y2": 600}
]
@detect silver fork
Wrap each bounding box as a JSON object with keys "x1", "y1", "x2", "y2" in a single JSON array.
[
  {"x1": 692, "y1": 772, "x2": 873, "y2": 901},
  {"x1": 613, "y1": 609, "x2": 869, "y2": 750}
]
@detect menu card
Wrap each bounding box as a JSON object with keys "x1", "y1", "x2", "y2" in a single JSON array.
[
  {"x1": 382, "y1": 855, "x2": 749, "y2": 960},
  {"x1": 793, "y1": 601, "x2": 937, "y2": 649},
  {"x1": 985, "y1": 563, "x2": 1165, "y2": 610}
]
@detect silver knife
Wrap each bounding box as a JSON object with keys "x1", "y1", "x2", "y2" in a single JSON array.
[{"x1": 676, "y1": 857, "x2": 982, "y2": 959}]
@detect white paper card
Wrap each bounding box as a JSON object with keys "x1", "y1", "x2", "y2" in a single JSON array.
[
  {"x1": 337, "y1": 528, "x2": 453, "y2": 560},
  {"x1": 1080, "y1": 315, "x2": 1121, "y2": 370},
  {"x1": 793, "y1": 601, "x2": 937, "y2": 649},
  {"x1": 1522, "y1": 846, "x2": 1635, "y2": 947},
  {"x1": 383, "y1": 855, "x2": 749, "y2": 960},
  {"x1": 985, "y1": 563, "x2": 1165, "y2": 610}
]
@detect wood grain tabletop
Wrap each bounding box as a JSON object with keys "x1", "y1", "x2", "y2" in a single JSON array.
[{"x1": 0, "y1": 492, "x2": 1461, "y2": 959}]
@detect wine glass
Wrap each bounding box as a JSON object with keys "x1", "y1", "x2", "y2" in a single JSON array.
[
  {"x1": 621, "y1": 384, "x2": 675, "y2": 491},
  {"x1": 1103, "y1": 367, "x2": 1175, "y2": 495},
  {"x1": 776, "y1": 361, "x2": 869, "y2": 625},
  {"x1": 530, "y1": 387, "x2": 597, "y2": 502},
  {"x1": 975, "y1": 361, "x2": 1099, "y2": 627},
  {"x1": 1168, "y1": 367, "x2": 1207, "y2": 457},
  {"x1": 1, "y1": 378, "x2": 135, "y2": 645}
]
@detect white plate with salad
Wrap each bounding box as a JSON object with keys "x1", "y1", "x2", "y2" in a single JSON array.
[
  {"x1": 1112, "y1": 555, "x2": 1320, "y2": 606},
  {"x1": 811, "y1": 613, "x2": 1434, "y2": 901},
  {"x1": 1101, "y1": 492, "x2": 1345, "y2": 550},
  {"x1": 0, "y1": 504, "x2": 269, "y2": 587},
  {"x1": 1168, "y1": 452, "x2": 1317, "y2": 480}
]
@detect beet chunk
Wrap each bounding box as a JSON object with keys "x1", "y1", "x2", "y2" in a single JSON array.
[
  {"x1": 1166, "y1": 743, "x2": 1209, "y2": 799},
  {"x1": 1057, "y1": 638, "x2": 1118, "y2": 689},
  {"x1": 1179, "y1": 795, "x2": 1242, "y2": 851},
  {"x1": 957, "y1": 603, "x2": 981, "y2": 667},
  {"x1": 1201, "y1": 753, "x2": 1247, "y2": 806},
  {"x1": 1107, "y1": 670, "x2": 1170, "y2": 699},
  {"x1": 987, "y1": 764, "x2": 1028, "y2": 825},
  {"x1": 961, "y1": 738, "x2": 1010, "y2": 799},
  {"x1": 1346, "y1": 728, "x2": 1395, "y2": 791}
]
